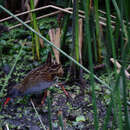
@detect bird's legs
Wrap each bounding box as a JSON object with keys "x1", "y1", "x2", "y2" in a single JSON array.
[
  {"x1": 41, "y1": 90, "x2": 47, "y2": 105},
  {"x1": 57, "y1": 83, "x2": 70, "y2": 97},
  {"x1": 40, "y1": 83, "x2": 70, "y2": 105}
]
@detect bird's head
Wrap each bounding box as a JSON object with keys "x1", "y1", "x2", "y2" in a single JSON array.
[{"x1": 45, "y1": 52, "x2": 64, "y2": 78}]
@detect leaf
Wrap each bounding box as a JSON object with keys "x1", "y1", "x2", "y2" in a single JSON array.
[{"x1": 76, "y1": 115, "x2": 86, "y2": 122}]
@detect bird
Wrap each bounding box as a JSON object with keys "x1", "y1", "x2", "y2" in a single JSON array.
[{"x1": 4, "y1": 52, "x2": 69, "y2": 106}]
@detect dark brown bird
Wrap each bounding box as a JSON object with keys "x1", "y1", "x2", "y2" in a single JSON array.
[{"x1": 4, "y1": 52, "x2": 67, "y2": 106}]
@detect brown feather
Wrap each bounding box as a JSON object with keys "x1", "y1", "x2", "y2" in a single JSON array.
[{"x1": 8, "y1": 53, "x2": 63, "y2": 97}]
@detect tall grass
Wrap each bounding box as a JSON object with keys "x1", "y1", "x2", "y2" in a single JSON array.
[
  {"x1": 83, "y1": 0, "x2": 99, "y2": 129},
  {"x1": 94, "y1": 0, "x2": 102, "y2": 63},
  {"x1": 30, "y1": 0, "x2": 40, "y2": 60},
  {"x1": 82, "y1": 0, "x2": 129, "y2": 129},
  {"x1": 72, "y1": 0, "x2": 79, "y2": 62},
  {"x1": 0, "y1": 0, "x2": 129, "y2": 129}
]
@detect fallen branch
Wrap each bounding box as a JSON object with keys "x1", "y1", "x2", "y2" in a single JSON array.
[{"x1": 110, "y1": 58, "x2": 130, "y2": 79}]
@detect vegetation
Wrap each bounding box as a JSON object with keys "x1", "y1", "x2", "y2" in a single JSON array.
[{"x1": 0, "y1": 0, "x2": 130, "y2": 129}]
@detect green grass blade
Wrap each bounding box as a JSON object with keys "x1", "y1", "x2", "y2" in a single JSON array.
[
  {"x1": 60, "y1": 0, "x2": 72, "y2": 49},
  {"x1": 112, "y1": 0, "x2": 128, "y2": 44},
  {"x1": 112, "y1": 0, "x2": 129, "y2": 129},
  {"x1": 83, "y1": 0, "x2": 99, "y2": 129},
  {"x1": 105, "y1": 1, "x2": 122, "y2": 128},
  {"x1": 0, "y1": 41, "x2": 24, "y2": 97},
  {"x1": 72, "y1": 0, "x2": 79, "y2": 63},
  {"x1": 47, "y1": 91, "x2": 52, "y2": 130},
  {"x1": 121, "y1": 1, "x2": 130, "y2": 128},
  {"x1": 30, "y1": 0, "x2": 40, "y2": 60},
  {"x1": 74, "y1": 0, "x2": 79, "y2": 62},
  {"x1": 103, "y1": 99, "x2": 113, "y2": 130},
  {"x1": 105, "y1": 0, "x2": 116, "y2": 62},
  {"x1": 94, "y1": 0, "x2": 102, "y2": 63},
  {"x1": 58, "y1": 111, "x2": 64, "y2": 130}
]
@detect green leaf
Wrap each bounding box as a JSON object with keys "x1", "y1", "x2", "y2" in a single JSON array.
[{"x1": 76, "y1": 115, "x2": 86, "y2": 122}]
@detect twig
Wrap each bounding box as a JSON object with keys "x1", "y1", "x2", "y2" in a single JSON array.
[
  {"x1": 6, "y1": 124, "x2": 9, "y2": 130},
  {"x1": 31, "y1": 99, "x2": 46, "y2": 130},
  {"x1": 9, "y1": 10, "x2": 61, "y2": 30},
  {"x1": 0, "y1": 4, "x2": 129, "y2": 30},
  {"x1": 110, "y1": 58, "x2": 130, "y2": 79}
]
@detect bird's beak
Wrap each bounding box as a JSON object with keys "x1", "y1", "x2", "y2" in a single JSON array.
[{"x1": 4, "y1": 97, "x2": 11, "y2": 107}]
